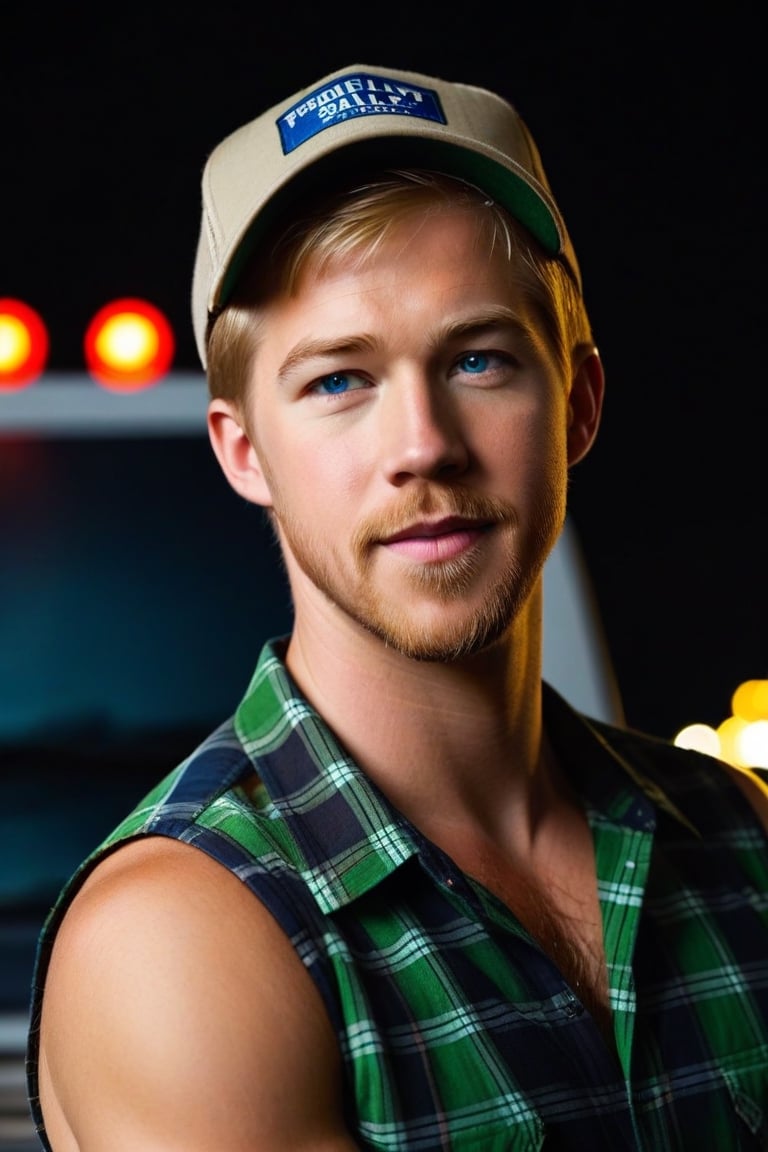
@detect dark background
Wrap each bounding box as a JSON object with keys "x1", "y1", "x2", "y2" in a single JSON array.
[{"x1": 2, "y1": 4, "x2": 766, "y2": 741}]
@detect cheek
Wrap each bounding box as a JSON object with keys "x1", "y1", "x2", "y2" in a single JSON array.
[
  {"x1": 266, "y1": 430, "x2": 367, "y2": 517},
  {"x1": 491, "y1": 413, "x2": 569, "y2": 535},
  {"x1": 489, "y1": 403, "x2": 568, "y2": 483}
]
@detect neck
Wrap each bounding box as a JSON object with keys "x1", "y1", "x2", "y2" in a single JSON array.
[{"x1": 284, "y1": 583, "x2": 551, "y2": 842}]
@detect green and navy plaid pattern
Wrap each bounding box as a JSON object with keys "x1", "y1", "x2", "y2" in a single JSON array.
[{"x1": 28, "y1": 639, "x2": 768, "y2": 1149}]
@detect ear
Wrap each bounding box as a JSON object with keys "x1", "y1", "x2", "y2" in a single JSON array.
[
  {"x1": 207, "y1": 399, "x2": 273, "y2": 508},
  {"x1": 566, "y1": 348, "x2": 605, "y2": 467}
]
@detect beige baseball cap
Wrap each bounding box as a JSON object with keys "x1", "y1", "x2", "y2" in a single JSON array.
[{"x1": 192, "y1": 63, "x2": 581, "y2": 368}]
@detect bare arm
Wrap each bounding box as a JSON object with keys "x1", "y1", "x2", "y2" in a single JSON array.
[{"x1": 39, "y1": 837, "x2": 358, "y2": 1151}]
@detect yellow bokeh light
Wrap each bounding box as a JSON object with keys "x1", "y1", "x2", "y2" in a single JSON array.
[
  {"x1": 673, "y1": 723, "x2": 721, "y2": 758},
  {"x1": 675, "y1": 680, "x2": 768, "y2": 772},
  {"x1": 0, "y1": 314, "x2": 32, "y2": 372},
  {"x1": 94, "y1": 313, "x2": 160, "y2": 370},
  {"x1": 732, "y1": 679, "x2": 768, "y2": 722},
  {"x1": 737, "y1": 720, "x2": 768, "y2": 769},
  {"x1": 716, "y1": 714, "x2": 750, "y2": 767}
]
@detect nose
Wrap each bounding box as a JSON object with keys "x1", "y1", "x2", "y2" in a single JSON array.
[{"x1": 381, "y1": 374, "x2": 470, "y2": 485}]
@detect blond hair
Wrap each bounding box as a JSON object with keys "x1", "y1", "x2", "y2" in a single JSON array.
[{"x1": 206, "y1": 170, "x2": 593, "y2": 407}]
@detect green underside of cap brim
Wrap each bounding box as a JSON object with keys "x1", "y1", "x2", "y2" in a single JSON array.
[{"x1": 218, "y1": 136, "x2": 561, "y2": 312}]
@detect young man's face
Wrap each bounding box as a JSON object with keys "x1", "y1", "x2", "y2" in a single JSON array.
[{"x1": 227, "y1": 206, "x2": 577, "y2": 662}]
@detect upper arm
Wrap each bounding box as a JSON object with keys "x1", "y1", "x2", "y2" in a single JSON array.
[{"x1": 38, "y1": 837, "x2": 357, "y2": 1152}]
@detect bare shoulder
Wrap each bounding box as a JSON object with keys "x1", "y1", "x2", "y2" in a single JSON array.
[{"x1": 39, "y1": 836, "x2": 356, "y2": 1151}]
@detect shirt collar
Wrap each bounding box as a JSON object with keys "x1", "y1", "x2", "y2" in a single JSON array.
[
  {"x1": 234, "y1": 641, "x2": 697, "y2": 915},
  {"x1": 235, "y1": 639, "x2": 420, "y2": 914},
  {"x1": 542, "y1": 680, "x2": 700, "y2": 837}
]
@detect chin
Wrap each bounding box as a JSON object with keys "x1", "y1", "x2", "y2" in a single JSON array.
[{"x1": 359, "y1": 597, "x2": 518, "y2": 663}]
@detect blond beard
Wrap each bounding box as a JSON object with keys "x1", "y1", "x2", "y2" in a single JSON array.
[{"x1": 269, "y1": 483, "x2": 563, "y2": 663}]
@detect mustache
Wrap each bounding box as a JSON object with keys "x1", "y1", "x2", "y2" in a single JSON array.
[{"x1": 352, "y1": 486, "x2": 516, "y2": 553}]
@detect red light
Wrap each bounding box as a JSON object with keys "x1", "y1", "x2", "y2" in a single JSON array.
[
  {"x1": 84, "y1": 298, "x2": 175, "y2": 391},
  {"x1": 0, "y1": 298, "x2": 49, "y2": 390}
]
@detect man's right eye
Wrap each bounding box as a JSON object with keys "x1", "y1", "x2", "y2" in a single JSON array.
[{"x1": 311, "y1": 371, "x2": 369, "y2": 396}]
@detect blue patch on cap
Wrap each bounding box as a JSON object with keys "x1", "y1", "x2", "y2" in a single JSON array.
[{"x1": 277, "y1": 70, "x2": 446, "y2": 155}]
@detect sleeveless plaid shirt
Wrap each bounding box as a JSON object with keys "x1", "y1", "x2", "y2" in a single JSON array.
[{"x1": 28, "y1": 639, "x2": 768, "y2": 1149}]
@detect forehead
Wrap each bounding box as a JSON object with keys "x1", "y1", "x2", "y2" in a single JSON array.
[
  {"x1": 250, "y1": 209, "x2": 556, "y2": 374},
  {"x1": 243, "y1": 173, "x2": 538, "y2": 297},
  {"x1": 295, "y1": 214, "x2": 550, "y2": 330},
  {"x1": 209, "y1": 183, "x2": 572, "y2": 393}
]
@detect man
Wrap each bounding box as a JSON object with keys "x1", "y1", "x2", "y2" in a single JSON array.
[{"x1": 27, "y1": 64, "x2": 768, "y2": 1149}]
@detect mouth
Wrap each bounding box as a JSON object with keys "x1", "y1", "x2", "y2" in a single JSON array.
[
  {"x1": 381, "y1": 517, "x2": 494, "y2": 563},
  {"x1": 384, "y1": 516, "x2": 492, "y2": 542}
]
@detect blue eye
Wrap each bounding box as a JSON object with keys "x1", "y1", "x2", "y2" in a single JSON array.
[
  {"x1": 317, "y1": 373, "x2": 351, "y2": 395},
  {"x1": 311, "y1": 371, "x2": 370, "y2": 397},
  {"x1": 458, "y1": 353, "x2": 490, "y2": 374}
]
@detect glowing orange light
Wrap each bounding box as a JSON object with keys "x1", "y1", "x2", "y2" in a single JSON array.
[
  {"x1": 84, "y1": 298, "x2": 175, "y2": 390},
  {"x1": 0, "y1": 298, "x2": 49, "y2": 390}
]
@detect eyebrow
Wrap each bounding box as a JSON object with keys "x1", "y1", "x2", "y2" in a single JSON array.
[
  {"x1": 277, "y1": 335, "x2": 377, "y2": 383},
  {"x1": 275, "y1": 307, "x2": 539, "y2": 382},
  {"x1": 436, "y1": 308, "x2": 538, "y2": 348}
]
